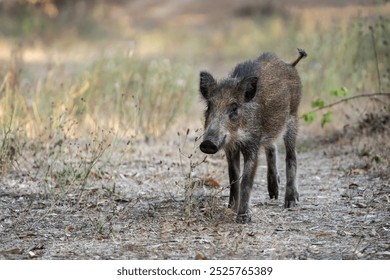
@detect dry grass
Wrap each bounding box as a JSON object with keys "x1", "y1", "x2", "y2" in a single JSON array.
[
  {"x1": 1, "y1": 2, "x2": 389, "y2": 137},
  {"x1": 0, "y1": 48, "x2": 196, "y2": 138}
]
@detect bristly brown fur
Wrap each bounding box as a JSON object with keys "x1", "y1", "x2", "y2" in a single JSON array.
[{"x1": 199, "y1": 49, "x2": 307, "y2": 223}]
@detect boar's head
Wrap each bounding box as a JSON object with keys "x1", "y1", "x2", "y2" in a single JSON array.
[{"x1": 199, "y1": 71, "x2": 258, "y2": 154}]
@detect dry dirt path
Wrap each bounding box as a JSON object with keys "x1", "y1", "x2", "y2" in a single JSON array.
[{"x1": 0, "y1": 130, "x2": 389, "y2": 260}]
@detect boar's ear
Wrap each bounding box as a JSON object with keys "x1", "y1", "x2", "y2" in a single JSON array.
[
  {"x1": 239, "y1": 76, "x2": 258, "y2": 102},
  {"x1": 200, "y1": 71, "x2": 216, "y2": 99}
]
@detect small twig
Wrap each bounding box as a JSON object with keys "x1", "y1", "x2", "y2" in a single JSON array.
[{"x1": 301, "y1": 92, "x2": 390, "y2": 117}]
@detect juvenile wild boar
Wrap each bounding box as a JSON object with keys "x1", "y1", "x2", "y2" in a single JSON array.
[{"x1": 199, "y1": 49, "x2": 307, "y2": 223}]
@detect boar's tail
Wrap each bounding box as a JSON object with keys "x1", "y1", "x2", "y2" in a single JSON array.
[{"x1": 291, "y1": 48, "x2": 307, "y2": 67}]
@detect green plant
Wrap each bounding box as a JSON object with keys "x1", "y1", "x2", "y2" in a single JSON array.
[
  {"x1": 302, "y1": 88, "x2": 390, "y2": 128},
  {"x1": 302, "y1": 16, "x2": 390, "y2": 129}
]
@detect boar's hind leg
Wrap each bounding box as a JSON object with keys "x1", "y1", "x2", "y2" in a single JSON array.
[
  {"x1": 265, "y1": 144, "x2": 280, "y2": 200},
  {"x1": 226, "y1": 148, "x2": 240, "y2": 210},
  {"x1": 283, "y1": 116, "x2": 299, "y2": 208}
]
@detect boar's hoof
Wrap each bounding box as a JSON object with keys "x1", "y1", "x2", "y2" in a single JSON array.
[
  {"x1": 284, "y1": 200, "x2": 297, "y2": 208},
  {"x1": 284, "y1": 191, "x2": 299, "y2": 208},
  {"x1": 269, "y1": 192, "x2": 278, "y2": 200},
  {"x1": 236, "y1": 214, "x2": 251, "y2": 224}
]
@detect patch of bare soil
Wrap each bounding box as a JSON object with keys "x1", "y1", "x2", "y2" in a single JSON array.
[{"x1": 0, "y1": 127, "x2": 389, "y2": 260}]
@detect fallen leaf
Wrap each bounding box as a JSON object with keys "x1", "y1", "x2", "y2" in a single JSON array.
[
  {"x1": 349, "y1": 183, "x2": 359, "y2": 189},
  {"x1": 28, "y1": 251, "x2": 36, "y2": 258},
  {"x1": 350, "y1": 168, "x2": 366, "y2": 175},
  {"x1": 88, "y1": 188, "x2": 99, "y2": 195},
  {"x1": 314, "y1": 231, "x2": 333, "y2": 237},
  {"x1": 204, "y1": 178, "x2": 220, "y2": 188},
  {"x1": 17, "y1": 232, "x2": 36, "y2": 239},
  {"x1": 0, "y1": 248, "x2": 23, "y2": 254},
  {"x1": 195, "y1": 252, "x2": 209, "y2": 260},
  {"x1": 90, "y1": 170, "x2": 103, "y2": 179},
  {"x1": 27, "y1": 249, "x2": 43, "y2": 258},
  {"x1": 65, "y1": 225, "x2": 75, "y2": 232}
]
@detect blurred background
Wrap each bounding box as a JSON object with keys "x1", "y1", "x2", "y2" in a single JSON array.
[
  {"x1": 0, "y1": 0, "x2": 389, "y2": 138},
  {"x1": 1, "y1": 1, "x2": 390, "y2": 260}
]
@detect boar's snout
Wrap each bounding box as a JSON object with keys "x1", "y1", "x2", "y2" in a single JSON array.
[
  {"x1": 199, "y1": 134, "x2": 227, "y2": 154},
  {"x1": 200, "y1": 140, "x2": 219, "y2": 154}
]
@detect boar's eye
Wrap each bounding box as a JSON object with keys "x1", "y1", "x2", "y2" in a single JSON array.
[{"x1": 228, "y1": 103, "x2": 238, "y2": 120}]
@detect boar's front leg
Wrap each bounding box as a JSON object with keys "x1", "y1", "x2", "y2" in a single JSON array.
[
  {"x1": 226, "y1": 148, "x2": 240, "y2": 211},
  {"x1": 236, "y1": 149, "x2": 259, "y2": 224}
]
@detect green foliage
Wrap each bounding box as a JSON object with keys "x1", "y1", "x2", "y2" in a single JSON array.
[
  {"x1": 303, "y1": 88, "x2": 344, "y2": 128},
  {"x1": 321, "y1": 112, "x2": 333, "y2": 128},
  {"x1": 311, "y1": 98, "x2": 325, "y2": 109},
  {"x1": 303, "y1": 112, "x2": 315, "y2": 124},
  {"x1": 372, "y1": 154, "x2": 382, "y2": 163},
  {"x1": 302, "y1": 16, "x2": 390, "y2": 129},
  {"x1": 330, "y1": 87, "x2": 348, "y2": 97}
]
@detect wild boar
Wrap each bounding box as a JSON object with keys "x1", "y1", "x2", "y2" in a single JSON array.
[{"x1": 199, "y1": 49, "x2": 307, "y2": 223}]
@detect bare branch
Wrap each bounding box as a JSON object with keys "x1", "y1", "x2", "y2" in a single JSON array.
[{"x1": 301, "y1": 92, "x2": 390, "y2": 118}]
